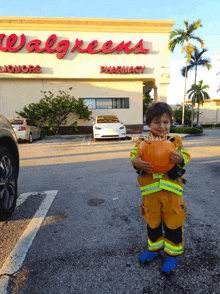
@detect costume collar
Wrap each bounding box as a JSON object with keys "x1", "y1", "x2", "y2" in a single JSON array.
[{"x1": 148, "y1": 131, "x2": 170, "y2": 139}]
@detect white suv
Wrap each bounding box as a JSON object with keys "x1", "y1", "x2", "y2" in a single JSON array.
[
  {"x1": 0, "y1": 114, "x2": 19, "y2": 221},
  {"x1": 93, "y1": 115, "x2": 126, "y2": 140}
]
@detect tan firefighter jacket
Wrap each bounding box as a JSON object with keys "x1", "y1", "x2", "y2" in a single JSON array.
[{"x1": 130, "y1": 131, "x2": 191, "y2": 197}]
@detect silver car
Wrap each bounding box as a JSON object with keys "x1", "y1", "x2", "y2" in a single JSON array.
[
  {"x1": 0, "y1": 114, "x2": 19, "y2": 221},
  {"x1": 10, "y1": 118, "x2": 43, "y2": 143}
]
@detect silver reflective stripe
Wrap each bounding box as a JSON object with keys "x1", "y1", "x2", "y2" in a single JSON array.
[
  {"x1": 160, "y1": 183, "x2": 182, "y2": 193},
  {"x1": 148, "y1": 239, "x2": 164, "y2": 249},
  {"x1": 153, "y1": 173, "x2": 163, "y2": 179},
  {"x1": 141, "y1": 185, "x2": 161, "y2": 193},
  {"x1": 149, "y1": 243, "x2": 164, "y2": 250},
  {"x1": 165, "y1": 243, "x2": 183, "y2": 253}
]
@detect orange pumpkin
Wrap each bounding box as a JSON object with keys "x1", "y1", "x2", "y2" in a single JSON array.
[{"x1": 137, "y1": 139, "x2": 176, "y2": 173}]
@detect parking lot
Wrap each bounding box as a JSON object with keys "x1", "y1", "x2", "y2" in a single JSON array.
[{"x1": 1, "y1": 129, "x2": 220, "y2": 294}]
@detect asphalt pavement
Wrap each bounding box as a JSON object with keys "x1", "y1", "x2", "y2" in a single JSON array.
[{"x1": 1, "y1": 128, "x2": 220, "y2": 294}]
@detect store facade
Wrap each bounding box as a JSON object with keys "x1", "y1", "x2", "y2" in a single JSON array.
[{"x1": 0, "y1": 17, "x2": 175, "y2": 134}]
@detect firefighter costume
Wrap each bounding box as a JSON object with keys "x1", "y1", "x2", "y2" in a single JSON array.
[{"x1": 130, "y1": 131, "x2": 191, "y2": 259}]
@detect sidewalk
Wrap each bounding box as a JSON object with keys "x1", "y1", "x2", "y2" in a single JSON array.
[{"x1": 127, "y1": 132, "x2": 190, "y2": 142}]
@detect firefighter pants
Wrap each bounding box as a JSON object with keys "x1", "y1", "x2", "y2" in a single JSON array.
[{"x1": 140, "y1": 189, "x2": 187, "y2": 256}]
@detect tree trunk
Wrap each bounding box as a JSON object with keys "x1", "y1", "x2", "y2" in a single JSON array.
[
  {"x1": 191, "y1": 65, "x2": 197, "y2": 127},
  {"x1": 197, "y1": 95, "x2": 200, "y2": 125},
  {"x1": 182, "y1": 58, "x2": 188, "y2": 126}
]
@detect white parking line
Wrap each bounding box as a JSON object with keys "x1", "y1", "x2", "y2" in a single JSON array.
[
  {"x1": 81, "y1": 136, "x2": 85, "y2": 145},
  {"x1": 15, "y1": 192, "x2": 44, "y2": 211},
  {"x1": 0, "y1": 190, "x2": 58, "y2": 294}
]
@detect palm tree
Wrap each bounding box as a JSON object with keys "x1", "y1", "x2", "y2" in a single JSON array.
[
  {"x1": 181, "y1": 47, "x2": 212, "y2": 126},
  {"x1": 169, "y1": 19, "x2": 205, "y2": 126},
  {"x1": 187, "y1": 80, "x2": 210, "y2": 124}
]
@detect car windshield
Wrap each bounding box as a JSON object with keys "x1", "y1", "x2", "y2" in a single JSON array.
[
  {"x1": 11, "y1": 120, "x2": 24, "y2": 125},
  {"x1": 97, "y1": 116, "x2": 120, "y2": 123}
]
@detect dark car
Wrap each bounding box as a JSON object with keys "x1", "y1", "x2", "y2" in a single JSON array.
[
  {"x1": 171, "y1": 123, "x2": 182, "y2": 128},
  {"x1": 0, "y1": 114, "x2": 19, "y2": 221},
  {"x1": 193, "y1": 123, "x2": 202, "y2": 129}
]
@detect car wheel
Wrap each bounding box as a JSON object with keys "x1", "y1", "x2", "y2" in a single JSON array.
[
  {"x1": 0, "y1": 147, "x2": 18, "y2": 221},
  {"x1": 29, "y1": 133, "x2": 33, "y2": 143},
  {"x1": 39, "y1": 132, "x2": 43, "y2": 140}
]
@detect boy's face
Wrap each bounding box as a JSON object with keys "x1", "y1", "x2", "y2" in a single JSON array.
[{"x1": 148, "y1": 113, "x2": 171, "y2": 137}]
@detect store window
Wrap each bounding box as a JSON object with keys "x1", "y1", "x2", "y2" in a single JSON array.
[{"x1": 79, "y1": 98, "x2": 129, "y2": 109}]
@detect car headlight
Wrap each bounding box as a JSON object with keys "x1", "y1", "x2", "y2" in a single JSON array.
[{"x1": 95, "y1": 126, "x2": 102, "y2": 130}]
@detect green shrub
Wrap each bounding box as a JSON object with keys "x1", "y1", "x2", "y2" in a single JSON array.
[
  {"x1": 170, "y1": 127, "x2": 203, "y2": 134},
  {"x1": 201, "y1": 124, "x2": 220, "y2": 129}
]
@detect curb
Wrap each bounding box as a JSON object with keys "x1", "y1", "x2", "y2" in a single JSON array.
[
  {"x1": 44, "y1": 134, "x2": 92, "y2": 140},
  {"x1": 42, "y1": 132, "x2": 205, "y2": 142},
  {"x1": 128, "y1": 132, "x2": 205, "y2": 142}
]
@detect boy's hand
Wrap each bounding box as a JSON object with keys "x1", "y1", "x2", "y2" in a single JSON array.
[
  {"x1": 132, "y1": 152, "x2": 153, "y2": 172},
  {"x1": 170, "y1": 144, "x2": 184, "y2": 164}
]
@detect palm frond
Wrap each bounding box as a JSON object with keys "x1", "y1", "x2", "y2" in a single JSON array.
[
  {"x1": 188, "y1": 19, "x2": 202, "y2": 33},
  {"x1": 181, "y1": 64, "x2": 195, "y2": 77},
  {"x1": 169, "y1": 35, "x2": 186, "y2": 51},
  {"x1": 170, "y1": 29, "x2": 186, "y2": 39},
  {"x1": 184, "y1": 20, "x2": 189, "y2": 30},
  {"x1": 191, "y1": 36, "x2": 205, "y2": 48}
]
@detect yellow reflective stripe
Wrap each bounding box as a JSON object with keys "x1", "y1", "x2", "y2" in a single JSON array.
[
  {"x1": 160, "y1": 180, "x2": 183, "y2": 196},
  {"x1": 181, "y1": 149, "x2": 190, "y2": 155},
  {"x1": 132, "y1": 149, "x2": 137, "y2": 154},
  {"x1": 160, "y1": 180, "x2": 183, "y2": 191},
  {"x1": 130, "y1": 154, "x2": 137, "y2": 168},
  {"x1": 131, "y1": 154, "x2": 136, "y2": 160},
  {"x1": 183, "y1": 154, "x2": 188, "y2": 165},
  {"x1": 178, "y1": 154, "x2": 188, "y2": 169},
  {"x1": 148, "y1": 238, "x2": 164, "y2": 250},
  {"x1": 164, "y1": 241, "x2": 183, "y2": 255},
  {"x1": 153, "y1": 173, "x2": 163, "y2": 179},
  {"x1": 141, "y1": 182, "x2": 162, "y2": 195}
]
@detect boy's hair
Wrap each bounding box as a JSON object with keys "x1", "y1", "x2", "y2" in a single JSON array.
[{"x1": 145, "y1": 102, "x2": 174, "y2": 125}]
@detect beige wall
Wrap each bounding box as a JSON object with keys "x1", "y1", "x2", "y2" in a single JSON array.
[
  {"x1": 1, "y1": 79, "x2": 143, "y2": 125},
  {"x1": 0, "y1": 17, "x2": 175, "y2": 125},
  {"x1": 171, "y1": 103, "x2": 220, "y2": 124}
]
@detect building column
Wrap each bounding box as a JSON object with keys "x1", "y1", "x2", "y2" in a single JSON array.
[
  {"x1": 153, "y1": 86, "x2": 158, "y2": 102},
  {"x1": 155, "y1": 83, "x2": 168, "y2": 103}
]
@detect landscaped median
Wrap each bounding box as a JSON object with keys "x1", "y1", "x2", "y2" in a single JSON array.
[
  {"x1": 170, "y1": 126, "x2": 203, "y2": 134},
  {"x1": 128, "y1": 126, "x2": 206, "y2": 142}
]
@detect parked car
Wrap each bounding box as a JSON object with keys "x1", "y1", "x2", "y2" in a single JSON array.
[
  {"x1": 171, "y1": 123, "x2": 182, "y2": 128},
  {"x1": 143, "y1": 124, "x2": 151, "y2": 131},
  {"x1": 183, "y1": 123, "x2": 190, "y2": 127},
  {"x1": 193, "y1": 123, "x2": 202, "y2": 129},
  {"x1": 10, "y1": 118, "x2": 43, "y2": 143},
  {"x1": 0, "y1": 114, "x2": 19, "y2": 221},
  {"x1": 93, "y1": 115, "x2": 126, "y2": 140}
]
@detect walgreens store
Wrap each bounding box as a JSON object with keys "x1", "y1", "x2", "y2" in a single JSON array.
[{"x1": 0, "y1": 17, "x2": 175, "y2": 134}]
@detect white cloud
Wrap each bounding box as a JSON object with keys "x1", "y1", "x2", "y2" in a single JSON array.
[{"x1": 167, "y1": 55, "x2": 220, "y2": 105}]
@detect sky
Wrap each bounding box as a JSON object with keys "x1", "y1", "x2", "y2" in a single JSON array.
[{"x1": 1, "y1": 0, "x2": 220, "y2": 105}]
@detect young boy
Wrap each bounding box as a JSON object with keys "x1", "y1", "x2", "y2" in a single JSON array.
[{"x1": 130, "y1": 102, "x2": 191, "y2": 274}]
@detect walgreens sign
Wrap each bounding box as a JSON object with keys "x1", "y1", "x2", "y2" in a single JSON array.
[{"x1": 0, "y1": 34, "x2": 150, "y2": 59}]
